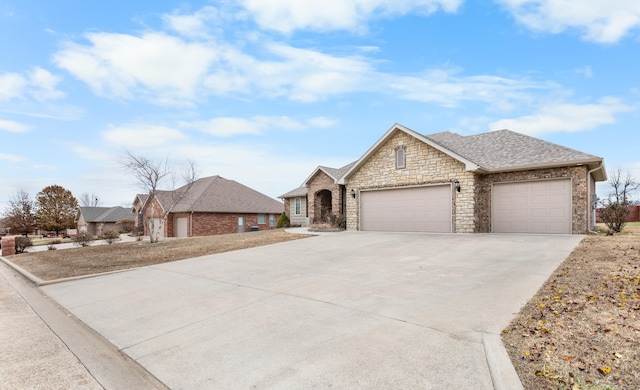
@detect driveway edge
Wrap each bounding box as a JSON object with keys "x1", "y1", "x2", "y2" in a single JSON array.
[{"x1": 483, "y1": 333, "x2": 524, "y2": 390}]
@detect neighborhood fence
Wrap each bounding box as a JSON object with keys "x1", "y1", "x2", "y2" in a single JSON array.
[{"x1": 596, "y1": 205, "x2": 640, "y2": 223}]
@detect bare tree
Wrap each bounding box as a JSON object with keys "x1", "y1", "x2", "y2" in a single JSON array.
[
  {"x1": 599, "y1": 169, "x2": 640, "y2": 234},
  {"x1": 122, "y1": 152, "x2": 197, "y2": 243},
  {"x1": 79, "y1": 192, "x2": 102, "y2": 207}
]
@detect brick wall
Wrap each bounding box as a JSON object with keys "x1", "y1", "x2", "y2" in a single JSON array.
[
  {"x1": 184, "y1": 212, "x2": 278, "y2": 236},
  {"x1": 475, "y1": 166, "x2": 590, "y2": 234},
  {"x1": 1, "y1": 236, "x2": 15, "y2": 256},
  {"x1": 345, "y1": 130, "x2": 476, "y2": 232}
]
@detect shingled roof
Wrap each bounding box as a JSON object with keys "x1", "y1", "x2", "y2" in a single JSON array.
[
  {"x1": 279, "y1": 186, "x2": 308, "y2": 198},
  {"x1": 280, "y1": 162, "x2": 356, "y2": 199},
  {"x1": 426, "y1": 129, "x2": 603, "y2": 173},
  {"x1": 77, "y1": 206, "x2": 133, "y2": 223},
  {"x1": 340, "y1": 124, "x2": 605, "y2": 182},
  {"x1": 152, "y1": 175, "x2": 283, "y2": 214}
]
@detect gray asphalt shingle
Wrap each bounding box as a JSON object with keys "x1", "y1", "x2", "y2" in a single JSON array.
[
  {"x1": 151, "y1": 176, "x2": 283, "y2": 214},
  {"x1": 426, "y1": 129, "x2": 601, "y2": 171}
]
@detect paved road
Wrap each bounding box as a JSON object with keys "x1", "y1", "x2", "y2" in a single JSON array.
[{"x1": 40, "y1": 231, "x2": 583, "y2": 389}]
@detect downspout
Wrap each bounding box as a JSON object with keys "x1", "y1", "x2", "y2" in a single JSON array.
[
  {"x1": 190, "y1": 210, "x2": 194, "y2": 237},
  {"x1": 587, "y1": 162, "x2": 603, "y2": 234}
]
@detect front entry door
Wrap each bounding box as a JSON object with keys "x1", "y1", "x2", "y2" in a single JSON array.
[{"x1": 238, "y1": 216, "x2": 245, "y2": 233}]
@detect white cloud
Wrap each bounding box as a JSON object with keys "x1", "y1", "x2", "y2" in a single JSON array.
[
  {"x1": 53, "y1": 32, "x2": 217, "y2": 104},
  {"x1": 0, "y1": 153, "x2": 25, "y2": 163},
  {"x1": 163, "y1": 6, "x2": 222, "y2": 38},
  {"x1": 575, "y1": 66, "x2": 593, "y2": 78},
  {"x1": 0, "y1": 119, "x2": 32, "y2": 133},
  {"x1": 0, "y1": 67, "x2": 64, "y2": 101},
  {"x1": 497, "y1": 0, "x2": 640, "y2": 43},
  {"x1": 0, "y1": 72, "x2": 27, "y2": 100},
  {"x1": 49, "y1": 6, "x2": 570, "y2": 109},
  {"x1": 307, "y1": 116, "x2": 338, "y2": 128},
  {"x1": 489, "y1": 97, "x2": 632, "y2": 135},
  {"x1": 28, "y1": 67, "x2": 66, "y2": 101},
  {"x1": 103, "y1": 124, "x2": 187, "y2": 147},
  {"x1": 67, "y1": 144, "x2": 112, "y2": 161},
  {"x1": 240, "y1": 0, "x2": 463, "y2": 33},
  {"x1": 385, "y1": 68, "x2": 552, "y2": 110},
  {"x1": 181, "y1": 115, "x2": 334, "y2": 137}
]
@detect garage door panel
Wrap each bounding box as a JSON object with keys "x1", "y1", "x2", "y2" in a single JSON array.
[
  {"x1": 493, "y1": 179, "x2": 571, "y2": 234},
  {"x1": 360, "y1": 186, "x2": 451, "y2": 233}
]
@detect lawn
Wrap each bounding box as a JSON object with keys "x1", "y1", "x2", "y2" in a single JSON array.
[
  {"x1": 7, "y1": 229, "x2": 309, "y2": 281},
  {"x1": 502, "y1": 223, "x2": 640, "y2": 389}
]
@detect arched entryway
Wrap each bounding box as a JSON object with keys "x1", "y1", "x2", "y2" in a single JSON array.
[{"x1": 315, "y1": 189, "x2": 333, "y2": 223}]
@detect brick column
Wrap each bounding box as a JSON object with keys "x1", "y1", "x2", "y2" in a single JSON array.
[{"x1": 1, "y1": 236, "x2": 16, "y2": 256}]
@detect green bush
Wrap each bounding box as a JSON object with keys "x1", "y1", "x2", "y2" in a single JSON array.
[
  {"x1": 73, "y1": 231, "x2": 95, "y2": 247},
  {"x1": 15, "y1": 236, "x2": 33, "y2": 254},
  {"x1": 276, "y1": 212, "x2": 290, "y2": 228},
  {"x1": 100, "y1": 229, "x2": 121, "y2": 244}
]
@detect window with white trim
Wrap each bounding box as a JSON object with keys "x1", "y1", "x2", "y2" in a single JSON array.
[
  {"x1": 295, "y1": 197, "x2": 301, "y2": 214},
  {"x1": 258, "y1": 214, "x2": 266, "y2": 224},
  {"x1": 396, "y1": 146, "x2": 406, "y2": 169},
  {"x1": 269, "y1": 214, "x2": 276, "y2": 226}
]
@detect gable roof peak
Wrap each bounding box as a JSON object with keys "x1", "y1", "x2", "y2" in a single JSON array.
[{"x1": 340, "y1": 123, "x2": 479, "y2": 183}]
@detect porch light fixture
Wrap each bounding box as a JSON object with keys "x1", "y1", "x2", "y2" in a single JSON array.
[
  {"x1": 350, "y1": 188, "x2": 356, "y2": 198},
  {"x1": 454, "y1": 179, "x2": 461, "y2": 192}
]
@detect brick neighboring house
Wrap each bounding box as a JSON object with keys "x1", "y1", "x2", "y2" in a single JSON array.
[
  {"x1": 280, "y1": 123, "x2": 606, "y2": 234},
  {"x1": 133, "y1": 175, "x2": 283, "y2": 238},
  {"x1": 76, "y1": 206, "x2": 134, "y2": 236}
]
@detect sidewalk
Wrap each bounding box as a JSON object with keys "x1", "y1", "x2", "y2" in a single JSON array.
[
  {"x1": 25, "y1": 234, "x2": 145, "y2": 253},
  {"x1": 0, "y1": 260, "x2": 169, "y2": 390},
  {"x1": 0, "y1": 262, "x2": 101, "y2": 389}
]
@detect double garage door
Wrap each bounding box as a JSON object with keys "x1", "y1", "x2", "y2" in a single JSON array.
[
  {"x1": 360, "y1": 185, "x2": 452, "y2": 233},
  {"x1": 492, "y1": 179, "x2": 572, "y2": 234},
  {"x1": 359, "y1": 179, "x2": 572, "y2": 234}
]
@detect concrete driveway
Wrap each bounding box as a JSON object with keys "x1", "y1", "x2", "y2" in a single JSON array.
[{"x1": 42, "y1": 231, "x2": 583, "y2": 389}]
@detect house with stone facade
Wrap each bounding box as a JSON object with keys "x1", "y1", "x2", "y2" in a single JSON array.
[
  {"x1": 280, "y1": 123, "x2": 606, "y2": 234},
  {"x1": 133, "y1": 175, "x2": 283, "y2": 238}
]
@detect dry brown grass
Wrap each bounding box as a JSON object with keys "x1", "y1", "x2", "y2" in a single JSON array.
[
  {"x1": 8, "y1": 230, "x2": 308, "y2": 281},
  {"x1": 502, "y1": 223, "x2": 640, "y2": 390}
]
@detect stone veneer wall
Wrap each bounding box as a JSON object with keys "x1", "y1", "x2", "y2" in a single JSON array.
[
  {"x1": 307, "y1": 171, "x2": 344, "y2": 223},
  {"x1": 475, "y1": 166, "x2": 590, "y2": 234},
  {"x1": 345, "y1": 130, "x2": 476, "y2": 232}
]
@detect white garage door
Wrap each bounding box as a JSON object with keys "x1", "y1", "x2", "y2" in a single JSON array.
[
  {"x1": 360, "y1": 185, "x2": 452, "y2": 232},
  {"x1": 492, "y1": 179, "x2": 571, "y2": 234},
  {"x1": 176, "y1": 217, "x2": 188, "y2": 238}
]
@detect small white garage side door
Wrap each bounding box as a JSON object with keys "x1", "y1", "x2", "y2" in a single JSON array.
[
  {"x1": 176, "y1": 217, "x2": 188, "y2": 238},
  {"x1": 360, "y1": 185, "x2": 452, "y2": 233},
  {"x1": 492, "y1": 179, "x2": 572, "y2": 234}
]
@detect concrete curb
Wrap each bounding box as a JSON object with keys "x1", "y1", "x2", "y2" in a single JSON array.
[
  {"x1": 483, "y1": 333, "x2": 524, "y2": 390},
  {"x1": 0, "y1": 255, "x2": 44, "y2": 285}
]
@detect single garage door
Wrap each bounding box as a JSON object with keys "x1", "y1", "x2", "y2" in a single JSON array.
[
  {"x1": 176, "y1": 217, "x2": 188, "y2": 238},
  {"x1": 360, "y1": 185, "x2": 452, "y2": 232},
  {"x1": 492, "y1": 179, "x2": 571, "y2": 234}
]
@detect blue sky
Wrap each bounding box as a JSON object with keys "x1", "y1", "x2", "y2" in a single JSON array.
[{"x1": 1, "y1": 0, "x2": 639, "y2": 210}]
